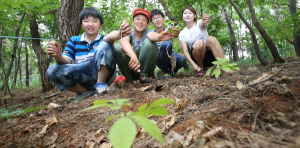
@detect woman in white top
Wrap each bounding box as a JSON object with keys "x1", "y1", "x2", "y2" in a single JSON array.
[{"x1": 179, "y1": 6, "x2": 224, "y2": 76}]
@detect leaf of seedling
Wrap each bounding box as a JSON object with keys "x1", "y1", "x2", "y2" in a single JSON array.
[
  {"x1": 94, "y1": 100, "x2": 110, "y2": 106},
  {"x1": 109, "y1": 117, "x2": 136, "y2": 148},
  {"x1": 149, "y1": 107, "x2": 169, "y2": 116},
  {"x1": 79, "y1": 103, "x2": 111, "y2": 113},
  {"x1": 135, "y1": 103, "x2": 148, "y2": 117},
  {"x1": 23, "y1": 106, "x2": 47, "y2": 114},
  {"x1": 130, "y1": 115, "x2": 166, "y2": 144},
  {"x1": 110, "y1": 105, "x2": 122, "y2": 110},
  {"x1": 148, "y1": 98, "x2": 175, "y2": 109},
  {"x1": 168, "y1": 28, "x2": 174, "y2": 34},
  {"x1": 114, "y1": 99, "x2": 131, "y2": 106},
  {"x1": 234, "y1": 67, "x2": 240, "y2": 70},
  {"x1": 9, "y1": 108, "x2": 24, "y2": 116},
  {"x1": 105, "y1": 114, "x2": 124, "y2": 123},
  {"x1": 222, "y1": 67, "x2": 232, "y2": 72},
  {"x1": 213, "y1": 69, "x2": 221, "y2": 77}
]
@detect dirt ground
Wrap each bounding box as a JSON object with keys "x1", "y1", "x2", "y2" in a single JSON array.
[{"x1": 1, "y1": 58, "x2": 300, "y2": 148}]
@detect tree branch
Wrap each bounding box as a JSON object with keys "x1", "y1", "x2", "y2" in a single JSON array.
[
  {"x1": 184, "y1": 0, "x2": 190, "y2": 6},
  {"x1": 158, "y1": 0, "x2": 179, "y2": 25}
]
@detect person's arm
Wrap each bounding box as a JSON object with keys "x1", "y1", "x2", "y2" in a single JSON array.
[
  {"x1": 103, "y1": 22, "x2": 132, "y2": 44},
  {"x1": 179, "y1": 40, "x2": 200, "y2": 72},
  {"x1": 120, "y1": 37, "x2": 140, "y2": 72},
  {"x1": 199, "y1": 14, "x2": 210, "y2": 30},
  {"x1": 147, "y1": 30, "x2": 173, "y2": 42},
  {"x1": 46, "y1": 41, "x2": 72, "y2": 64}
]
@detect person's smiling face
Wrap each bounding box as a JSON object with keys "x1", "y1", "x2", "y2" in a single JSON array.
[
  {"x1": 151, "y1": 14, "x2": 165, "y2": 28},
  {"x1": 81, "y1": 16, "x2": 102, "y2": 36},
  {"x1": 132, "y1": 14, "x2": 149, "y2": 33},
  {"x1": 182, "y1": 9, "x2": 196, "y2": 24}
]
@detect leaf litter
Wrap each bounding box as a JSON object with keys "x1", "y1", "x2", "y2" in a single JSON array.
[{"x1": 1, "y1": 58, "x2": 300, "y2": 147}]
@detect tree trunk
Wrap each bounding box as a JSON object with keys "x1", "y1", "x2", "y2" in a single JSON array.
[
  {"x1": 25, "y1": 42, "x2": 29, "y2": 87},
  {"x1": 12, "y1": 26, "x2": 25, "y2": 88},
  {"x1": 28, "y1": 15, "x2": 54, "y2": 92},
  {"x1": 289, "y1": 0, "x2": 300, "y2": 56},
  {"x1": 0, "y1": 25, "x2": 3, "y2": 74},
  {"x1": 157, "y1": 0, "x2": 179, "y2": 25},
  {"x1": 58, "y1": 0, "x2": 84, "y2": 51},
  {"x1": 229, "y1": 0, "x2": 268, "y2": 65},
  {"x1": 19, "y1": 52, "x2": 23, "y2": 88},
  {"x1": 247, "y1": 0, "x2": 284, "y2": 63},
  {"x1": 223, "y1": 8, "x2": 239, "y2": 61},
  {"x1": 0, "y1": 12, "x2": 26, "y2": 90}
]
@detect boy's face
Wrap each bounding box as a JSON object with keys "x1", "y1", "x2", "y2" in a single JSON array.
[
  {"x1": 81, "y1": 16, "x2": 102, "y2": 37},
  {"x1": 132, "y1": 14, "x2": 149, "y2": 33},
  {"x1": 151, "y1": 14, "x2": 165, "y2": 28}
]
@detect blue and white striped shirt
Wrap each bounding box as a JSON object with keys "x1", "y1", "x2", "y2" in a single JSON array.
[{"x1": 62, "y1": 33, "x2": 104, "y2": 63}]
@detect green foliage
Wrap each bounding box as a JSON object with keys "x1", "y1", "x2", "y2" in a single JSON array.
[
  {"x1": 0, "y1": 105, "x2": 46, "y2": 119},
  {"x1": 81, "y1": 98, "x2": 175, "y2": 148},
  {"x1": 203, "y1": 58, "x2": 239, "y2": 79}
]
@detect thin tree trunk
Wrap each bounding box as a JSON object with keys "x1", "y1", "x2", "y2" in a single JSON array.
[
  {"x1": 12, "y1": 26, "x2": 25, "y2": 88},
  {"x1": 19, "y1": 53, "x2": 23, "y2": 88},
  {"x1": 58, "y1": 0, "x2": 84, "y2": 51},
  {"x1": 28, "y1": 15, "x2": 54, "y2": 92},
  {"x1": 0, "y1": 12, "x2": 26, "y2": 90},
  {"x1": 229, "y1": 0, "x2": 268, "y2": 65},
  {"x1": 289, "y1": 0, "x2": 300, "y2": 56},
  {"x1": 223, "y1": 8, "x2": 239, "y2": 61},
  {"x1": 25, "y1": 42, "x2": 29, "y2": 87},
  {"x1": 157, "y1": 0, "x2": 179, "y2": 25},
  {"x1": 247, "y1": 0, "x2": 284, "y2": 63}
]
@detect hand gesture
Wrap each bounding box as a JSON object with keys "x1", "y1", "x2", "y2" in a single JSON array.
[
  {"x1": 192, "y1": 63, "x2": 201, "y2": 72},
  {"x1": 120, "y1": 21, "x2": 132, "y2": 38},
  {"x1": 202, "y1": 14, "x2": 210, "y2": 24},
  {"x1": 46, "y1": 40, "x2": 61, "y2": 58},
  {"x1": 158, "y1": 30, "x2": 174, "y2": 41},
  {"x1": 128, "y1": 56, "x2": 140, "y2": 72}
]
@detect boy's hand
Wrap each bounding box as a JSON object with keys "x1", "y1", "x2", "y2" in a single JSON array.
[
  {"x1": 46, "y1": 41, "x2": 61, "y2": 58},
  {"x1": 202, "y1": 14, "x2": 210, "y2": 24},
  {"x1": 129, "y1": 56, "x2": 140, "y2": 72},
  {"x1": 159, "y1": 30, "x2": 174, "y2": 41},
  {"x1": 120, "y1": 22, "x2": 132, "y2": 38}
]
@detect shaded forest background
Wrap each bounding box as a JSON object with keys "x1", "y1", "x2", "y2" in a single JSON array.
[{"x1": 0, "y1": 0, "x2": 299, "y2": 94}]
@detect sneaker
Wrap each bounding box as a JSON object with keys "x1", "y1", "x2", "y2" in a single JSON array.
[
  {"x1": 197, "y1": 71, "x2": 205, "y2": 77},
  {"x1": 94, "y1": 82, "x2": 109, "y2": 94},
  {"x1": 73, "y1": 90, "x2": 95, "y2": 102}
]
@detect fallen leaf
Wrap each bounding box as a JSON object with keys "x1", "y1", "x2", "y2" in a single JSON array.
[
  {"x1": 45, "y1": 132, "x2": 58, "y2": 146},
  {"x1": 165, "y1": 131, "x2": 184, "y2": 145},
  {"x1": 175, "y1": 98, "x2": 189, "y2": 110},
  {"x1": 100, "y1": 143, "x2": 112, "y2": 148},
  {"x1": 48, "y1": 103, "x2": 60, "y2": 109},
  {"x1": 188, "y1": 104, "x2": 197, "y2": 110},
  {"x1": 136, "y1": 128, "x2": 145, "y2": 139},
  {"x1": 139, "y1": 85, "x2": 152, "y2": 92},
  {"x1": 203, "y1": 108, "x2": 217, "y2": 113},
  {"x1": 236, "y1": 80, "x2": 243, "y2": 90},
  {"x1": 49, "y1": 114, "x2": 57, "y2": 126},
  {"x1": 37, "y1": 125, "x2": 48, "y2": 138}
]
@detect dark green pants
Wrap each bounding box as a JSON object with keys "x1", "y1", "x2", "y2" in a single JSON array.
[{"x1": 115, "y1": 38, "x2": 157, "y2": 82}]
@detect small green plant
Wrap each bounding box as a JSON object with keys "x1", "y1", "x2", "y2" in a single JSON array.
[
  {"x1": 80, "y1": 98, "x2": 175, "y2": 148},
  {"x1": 203, "y1": 57, "x2": 240, "y2": 79}
]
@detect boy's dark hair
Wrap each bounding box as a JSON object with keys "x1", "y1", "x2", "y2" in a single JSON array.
[
  {"x1": 79, "y1": 7, "x2": 104, "y2": 25},
  {"x1": 150, "y1": 9, "x2": 165, "y2": 22}
]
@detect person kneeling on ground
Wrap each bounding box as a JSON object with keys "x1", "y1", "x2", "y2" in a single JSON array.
[
  {"x1": 46, "y1": 7, "x2": 131, "y2": 102},
  {"x1": 115, "y1": 9, "x2": 173, "y2": 83},
  {"x1": 179, "y1": 6, "x2": 225, "y2": 77},
  {"x1": 150, "y1": 9, "x2": 187, "y2": 79}
]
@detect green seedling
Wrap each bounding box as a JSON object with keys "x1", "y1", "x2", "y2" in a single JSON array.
[
  {"x1": 80, "y1": 98, "x2": 175, "y2": 148},
  {"x1": 203, "y1": 57, "x2": 240, "y2": 79}
]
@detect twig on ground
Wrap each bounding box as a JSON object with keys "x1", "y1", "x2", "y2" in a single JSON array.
[
  {"x1": 247, "y1": 63, "x2": 286, "y2": 87},
  {"x1": 252, "y1": 107, "x2": 261, "y2": 131}
]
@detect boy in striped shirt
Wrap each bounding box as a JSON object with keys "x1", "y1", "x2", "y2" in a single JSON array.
[{"x1": 46, "y1": 7, "x2": 131, "y2": 102}]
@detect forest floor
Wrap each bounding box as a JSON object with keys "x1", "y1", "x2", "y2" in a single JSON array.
[{"x1": 1, "y1": 57, "x2": 300, "y2": 148}]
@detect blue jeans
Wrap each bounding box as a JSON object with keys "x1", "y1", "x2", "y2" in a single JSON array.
[
  {"x1": 46, "y1": 41, "x2": 116, "y2": 91},
  {"x1": 156, "y1": 41, "x2": 186, "y2": 74}
]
